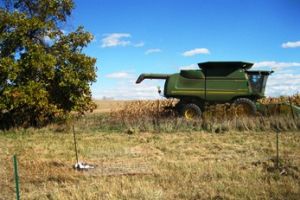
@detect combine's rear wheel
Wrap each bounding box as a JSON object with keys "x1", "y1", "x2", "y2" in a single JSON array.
[
  {"x1": 181, "y1": 104, "x2": 202, "y2": 120},
  {"x1": 234, "y1": 98, "x2": 257, "y2": 116}
]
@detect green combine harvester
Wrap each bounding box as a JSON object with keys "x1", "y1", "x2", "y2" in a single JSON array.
[{"x1": 136, "y1": 61, "x2": 300, "y2": 119}]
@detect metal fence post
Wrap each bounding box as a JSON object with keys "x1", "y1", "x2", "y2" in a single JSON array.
[
  {"x1": 73, "y1": 125, "x2": 79, "y2": 164},
  {"x1": 276, "y1": 131, "x2": 279, "y2": 169},
  {"x1": 13, "y1": 155, "x2": 20, "y2": 200},
  {"x1": 288, "y1": 97, "x2": 296, "y2": 121}
]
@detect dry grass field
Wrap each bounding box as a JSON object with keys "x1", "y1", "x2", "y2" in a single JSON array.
[
  {"x1": 1, "y1": 130, "x2": 299, "y2": 200},
  {"x1": 1, "y1": 97, "x2": 299, "y2": 199}
]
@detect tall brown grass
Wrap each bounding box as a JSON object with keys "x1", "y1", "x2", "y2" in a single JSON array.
[{"x1": 75, "y1": 96, "x2": 300, "y2": 134}]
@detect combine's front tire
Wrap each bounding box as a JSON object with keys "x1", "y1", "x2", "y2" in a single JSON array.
[
  {"x1": 181, "y1": 104, "x2": 202, "y2": 120},
  {"x1": 234, "y1": 98, "x2": 257, "y2": 116}
]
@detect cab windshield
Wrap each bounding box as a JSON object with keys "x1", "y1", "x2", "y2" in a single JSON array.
[{"x1": 246, "y1": 71, "x2": 273, "y2": 94}]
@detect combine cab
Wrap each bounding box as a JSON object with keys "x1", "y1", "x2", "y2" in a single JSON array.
[{"x1": 136, "y1": 61, "x2": 299, "y2": 118}]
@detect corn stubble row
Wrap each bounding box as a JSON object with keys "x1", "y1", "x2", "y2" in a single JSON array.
[
  {"x1": 110, "y1": 94, "x2": 299, "y2": 121},
  {"x1": 99, "y1": 95, "x2": 299, "y2": 133}
]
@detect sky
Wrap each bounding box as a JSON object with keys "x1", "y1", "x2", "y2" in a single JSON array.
[{"x1": 70, "y1": 0, "x2": 300, "y2": 99}]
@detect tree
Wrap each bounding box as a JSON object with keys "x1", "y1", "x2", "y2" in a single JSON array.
[{"x1": 0, "y1": 0, "x2": 97, "y2": 128}]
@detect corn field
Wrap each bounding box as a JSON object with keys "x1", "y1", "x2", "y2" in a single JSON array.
[
  {"x1": 109, "y1": 94, "x2": 300, "y2": 121},
  {"x1": 71, "y1": 95, "x2": 300, "y2": 134},
  {"x1": 258, "y1": 93, "x2": 300, "y2": 106}
]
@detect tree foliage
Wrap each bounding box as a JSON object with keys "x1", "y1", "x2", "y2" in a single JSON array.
[{"x1": 0, "y1": 0, "x2": 97, "y2": 128}]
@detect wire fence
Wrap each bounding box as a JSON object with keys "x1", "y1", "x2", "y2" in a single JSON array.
[{"x1": 1, "y1": 100, "x2": 299, "y2": 199}]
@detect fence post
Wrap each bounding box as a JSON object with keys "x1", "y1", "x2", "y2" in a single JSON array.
[
  {"x1": 276, "y1": 131, "x2": 279, "y2": 169},
  {"x1": 288, "y1": 97, "x2": 296, "y2": 121},
  {"x1": 73, "y1": 125, "x2": 79, "y2": 164},
  {"x1": 13, "y1": 155, "x2": 20, "y2": 200}
]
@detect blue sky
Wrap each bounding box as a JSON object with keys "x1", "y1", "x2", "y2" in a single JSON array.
[{"x1": 71, "y1": 0, "x2": 300, "y2": 99}]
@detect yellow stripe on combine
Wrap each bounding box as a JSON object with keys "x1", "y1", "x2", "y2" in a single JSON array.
[{"x1": 171, "y1": 90, "x2": 248, "y2": 94}]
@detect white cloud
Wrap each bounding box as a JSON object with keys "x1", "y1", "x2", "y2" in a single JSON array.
[
  {"x1": 133, "y1": 42, "x2": 145, "y2": 47},
  {"x1": 179, "y1": 64, "x2": 198, "y2": 70},
  {"x1": 282, "y1": 41, "x2": 300, "y2": 48},
  {"x1": 252, "y1": 61, "x2": 300, "y2": 96},
  {"x1": 182, "y1": 48, "x2": 210, "y2": 57},
  {"x1": 266, "y1": 73, "x2": 300, "y2": 97},
  {"x1": 105, "y1": 72, "x2": 132, "y2": 79},
  {"x1": 61, "y1": 29, "x2": 67, "y2": 35},
  {"x1": 253, "y1": 61, "x2": 300, "y2": 70},
  {"x1": 43, "y1": 35, "x2": 52, "y2": 44},
  {"x1": 145, "y1": 48, "x2": 162, "y2": 55},
  {"x1": 93, "y1": 79, "x2": 164, "y2": 100},
  {"x1": 101, "y1": 33, "x2": 131, "y2": 48}
]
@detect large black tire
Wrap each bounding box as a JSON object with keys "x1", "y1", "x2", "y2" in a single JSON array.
[
  {"x1": 234, "y1": 98, "x2": 257, "y2": 116},
  {"x1": 181, "y1": 103, "x2": 202, "y2": 119},
  {"x1": 175, "y1": 101, "x2": 184, "y2": 113}
]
